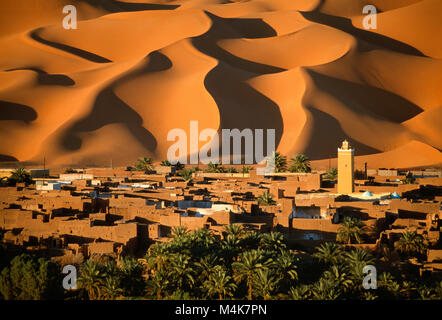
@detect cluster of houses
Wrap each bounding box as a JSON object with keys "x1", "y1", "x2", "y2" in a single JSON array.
[{"x1": 0, "y1": 141, "x2": 441, "y2": 274}]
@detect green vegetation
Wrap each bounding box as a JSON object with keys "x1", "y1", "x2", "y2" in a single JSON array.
[
  {"x1": 0, "y1": 230, "x2": 441, "y2": 300},
  {"x1": 403, "y1": 172, "x2": 416, "y2": 184},
  {"x1": 394, "y1": 230, "x2": 428, "y2": 258},
  {"x1": 241, "y1": 166, "x2": 252, "y2": 174},
  {"x1": 0, "y1": 254, "x2": 63, "y2": 300},
  {"x1": 160, "y1": 160, "x2": 172, "y2": 166},
  {"x1": 206, "y1": 162, "x2": 225, "y2": 173},
  {"x1": 257, "y1": 191, "x2": 276, "y2": 206},
  {"x1": 336, "y1": 217, "x2": 367, "y2": 244},
  {"x1": 178, "y1": 169, "x2": 194, "y2": 182},
  {"x1": 174, "y1": 161, "x2": 185, "y2": 171},
  {"x1": 289, "y1": 154, "x2": 311, "y2": 173},
  {"x1": 132, "y1": 157, "x2": 153, "y2": 172},
  {"x1": 269, "y1": 152, "x2": 287, "y2": 173},
  {"x1": 160, "y1": 160, "x2": 184, "y2": 171},
  {"x1": 324, "y1": 168, "x2": 338, "y2": 180},
  {"x1": 7, "y1": 168, "x2": 32, "y2": 186}
]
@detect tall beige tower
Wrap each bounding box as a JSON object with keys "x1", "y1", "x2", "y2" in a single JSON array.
[{"x1": 337, "y1": 140, "x2": 354, "y2": 194}]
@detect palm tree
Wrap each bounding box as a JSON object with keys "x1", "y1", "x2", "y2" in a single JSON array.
[
  {"x1": 345, "y1": 248, "x2": 375, "y2": 266},
  {"x1": 418, "y1": 286, "x2": 437, "y2": 300},
  {"x1": 435, "y1": 281, "x2": 442, "y2": 297},
  {"x1": 378, "y1": 272, "x2": 396, "y2": 288},
  {"x1": 289, "y1": 154, "x2": 311, "y2": 173},
  {"x1": 322, "y1": 265, "x2": 352, "y2": 293},
  {"x1": 133, "y1": 157, "x2": 153, "y2": 172},
  {"x1": 311, "y1": 277, "x2": 342, "y2": 300},
  {"x1": 288, "y1": 285, "x2": 311, "y2": 300},
  {"x1": 260, "y1": 232, "x2": 286, "y2": 252},
  {"x1": 203, "y1": 266, "x2": 237, "y2": 300},
  {"x1": 403, "y1": 172, "x2": 415, "y2": 184},
  {"x1": 146, "y1": 244, "x2": 170, "y2": 272},
  {"x1": 241, "y1": 231, "x2": 263, "y2": 250},
  {"x1": 221, "y1": 235, "x2": 241, "y2": 262},
  {"x1": 190, "y1": 227, "x2": 212, "y2": 240},
  {"x1": 273, "y1": 251, "x2": 298, "y2": 288},
  {"x1": 168, "y1": 254, "x2": 195, "y2": 291},
  {"x1": 189, "y1": 228, "x2": 216, "y2": 250},
  {"x1": 313, "y1": 242, "x2": 344, "y2": 265},
  {"x1": 174, "y1": 161, "x2": 185, "y2": 170},
  {"x1": 400, "y1": 281, "x2": 417, "y2": 300},
  {"x1": 8, "y1": 168, "x2": 32, "y2": 185},
  {"x1": 101, "y1": 276, "x2": 123, "y2": 300},
  {"x1": 178, "y1": 169, "x2": 193, "y2": 183},
  {"x1": 252, "y1": 268, "x2": 279, "y2": 300},
  {"x1": 207, "y1": 162, "x2": 224, "y2": 173},
  {"x1": 268, "y1": 152, "x2": 287, "y2": 173},
  {"x1": 119, "y1": 256, "x2": 144, "y2": 296},
  {"x1": 232, "y1": 250, "x2": 266, "y2": 300},
  {"x1": 194, "y1": 255, "x2": 219, "y2": 283},
  {"x1": 171, "y1": 226, "x2": 189, "y2": 239},
  {"x1": 241, "y1": 166, "x2": 252, "y2": 174},
  {"x1": 224, "y1": 224, "x2": 244, "y2": 238},
  {"x1": 394, "y1": 230, "x2": 427, "y2": 257},
  {"x1": 161, "y1": 160, "x2": 172, "y2": 166},
  {"x1": 336, "y1": 217, "x2": 366, "y2": 244},
  {"x1": 77, "y1": 260, "x2": 104, "y2": 300},
  {"x1": 377, "y1": 272, "x2": 400, "y2": 299},
  {"x1": 362, "y1": 291, "x2": 378, "y2": 300},
  {"x1": 257, "y1": 191, "x2": 276, "y2": 206},
  {"x1": 146, "y1": 270, "x2": 169, "y2": 300},
  {"x1": 344, "y1": 249, "x2": 375, "y2": 284},
  {"x1": 324, "y1": 168, "x2": 338, "y2": 180}
]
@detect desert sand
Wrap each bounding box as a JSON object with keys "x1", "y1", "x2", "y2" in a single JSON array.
[{"x1": 0, "y1": 0, "x2": 441, "y2": 169}]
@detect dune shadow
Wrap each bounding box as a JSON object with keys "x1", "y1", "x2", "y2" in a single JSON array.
[
  {"x1": 77, "y1": 0, "x2": 179, "y2": 12},
  {"x1": 191, "y1": 13, "x2": 284, "y2": 162},
  {"x1": 0, "y1": 154, "x2": 18, "y2": 162},
  {"x1": 299, "y1": 106, "x2": 380, "y2": 160},
  {"x1": 300, "y1": 9, "x2": 426, "y2": 57},
  {"x1": 193, "y1": 12, "x2": 285, "y2": 74},
  {"x1": 59, "y1": 52, "x2": 171, "y2": 152},
  {"x1": 6, "y1": 67, "x2": 75, "y2": 86},
  {"x1": 306, "y1": 69, "x2": 423, "y2": 123},
  {"x1": 30, "y1": 28, "x2": 112, "y2": 64},
  {"x1": 0, "y1": 101, "x2": 37, "y2": 123}
]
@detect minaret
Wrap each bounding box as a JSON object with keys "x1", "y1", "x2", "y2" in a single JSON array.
[{"x1": 337, "y1": 140, "x2": 354, "y2": 194}]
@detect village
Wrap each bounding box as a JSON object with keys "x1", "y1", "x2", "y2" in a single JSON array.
[{"x1": 0, "y1": 140, "x2": 440, "y2": 281}]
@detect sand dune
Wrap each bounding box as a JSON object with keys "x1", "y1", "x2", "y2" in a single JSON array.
[{"x1": 0, "y1": 0, "x2": 440, "y2": 168}]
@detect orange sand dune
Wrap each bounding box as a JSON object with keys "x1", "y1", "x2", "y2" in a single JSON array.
[{"x1": 0, "y1": 0, "x2": 441, "y2": 168}]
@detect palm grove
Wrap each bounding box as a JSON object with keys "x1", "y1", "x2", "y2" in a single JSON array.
[{"x1": 1, "y1": 223, "x2": 441, "y2": 300}]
